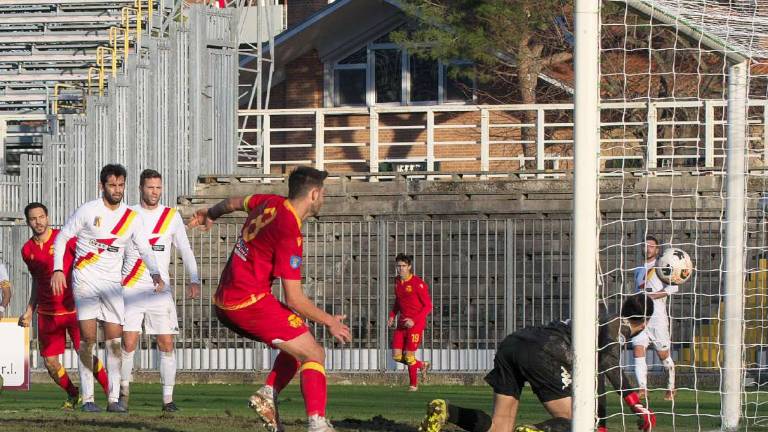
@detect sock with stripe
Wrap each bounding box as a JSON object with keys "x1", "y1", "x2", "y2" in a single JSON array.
[
  {"x1": 300, "y1": 361, "x2": 327, "y2": 417},
  {"x1": 55, "y1": 366, "x2": 79, "y2": 397}
]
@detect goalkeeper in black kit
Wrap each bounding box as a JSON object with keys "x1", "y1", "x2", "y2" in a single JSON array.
[{"x1": 419, "y1": 294, "x2": 656, "y2": 432}]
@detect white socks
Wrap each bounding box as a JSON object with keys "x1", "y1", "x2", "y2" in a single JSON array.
[
  {"x1": 634, "y1": 356, "x2": 648, "y2": 390},
  {"x1": 121, "y1": 349, "x2": 135, "y2": 395},
  {"x1": 106, "y1": 338, "x2": 123, "y2": 403},
  {"x1": 160, "y1": 350, "x2": 176, "y2": 404},
  {"x1": 663, "y1": 356, "x2": 676, "y2": 390},
  {"x1": 78, "y1": 342, "x2": 96, "y2": 403}
]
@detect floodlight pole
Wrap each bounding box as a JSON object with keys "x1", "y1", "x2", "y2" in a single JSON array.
[
  {"x1": 722, "y1": 60, "x2": 748, "y2": 432},
  {"x1": 571, "y1": 0, "x2": 600, "y2": 430}
]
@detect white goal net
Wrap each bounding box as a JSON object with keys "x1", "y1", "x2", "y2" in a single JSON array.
[{"x1": 576, "y1": 0, "x2": 768, "y2": 430}]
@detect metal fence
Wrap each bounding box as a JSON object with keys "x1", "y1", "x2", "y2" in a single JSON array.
[
  {"x1": 0, "y1": 5, "x2": 237, "y2": 223},
  {"x1": 1, "y1": 217, "x2": 765, "y2": 373}
]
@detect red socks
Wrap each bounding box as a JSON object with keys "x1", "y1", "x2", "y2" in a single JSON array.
[
  {"x1": 55, "y1": 367, "x2": 79, "y2": 397},
  {"x1": 405, "y1": 355, "x2": 423, "y2": 387},
  {"x1": 265, "y1": 352, "x2": 300, "y2": 394},
  {"x1": 300, "y1": 361, "x2": 327, "y2": 417},
  {"x1": 93, "y1": 356, "x2": 109, "y2": 395}
]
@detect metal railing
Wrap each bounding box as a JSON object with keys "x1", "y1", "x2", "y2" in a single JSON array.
[
  {"x1": 238, "y1": 100, "x2": 768, "y2": 175},
  {"x1": 1, "y1": 216, "x2": 763, "y2": 373}
]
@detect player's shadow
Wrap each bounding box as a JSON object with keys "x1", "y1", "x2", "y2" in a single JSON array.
[
  {"x1": 6, "y1": 417, "x2": 182, "y2": 432},
  {"x1": 332, "y1": 415, "x2": 419, "y2": 431}
]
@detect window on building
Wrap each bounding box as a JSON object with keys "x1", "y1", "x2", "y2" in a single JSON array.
[
  {"x1": 410, "y1": 55, "x2": 439, "y2": 103},
  {"x1": 374, "y1": 48, "x2": 402, "y2": 103},
  {"x1": 330, "y1": 34, "x2": 475, "y2": 107}
]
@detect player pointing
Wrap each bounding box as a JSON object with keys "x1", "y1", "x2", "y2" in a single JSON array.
[
  {"x1": 119, "y1": 169, "x2": 201, "y2": 412},
  {"x1": 188, "y1": 166, "x2": 351, "y2": 432},
  {"x1": 52, "y1": 164, "x2": 163, "y2": 412}
]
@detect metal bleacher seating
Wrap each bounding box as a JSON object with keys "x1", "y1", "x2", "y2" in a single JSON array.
[{"x1": 0, "y1": 0, "x2": 138, "y2": 173}]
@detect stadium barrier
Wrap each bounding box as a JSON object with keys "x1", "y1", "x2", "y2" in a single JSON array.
[
  {"x1": 0, "y1": 4, "x2": 237, "y2": 223},
  {"x1": 2, "y1": 217, "x2": 766, "y2": 374}
]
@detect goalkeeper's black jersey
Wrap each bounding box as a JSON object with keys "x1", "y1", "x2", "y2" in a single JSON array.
[{"x1": 510, "y1": 315, "x2": 635, "y2": 398}]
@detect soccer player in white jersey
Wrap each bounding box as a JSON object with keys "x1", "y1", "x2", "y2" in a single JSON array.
[
  {"x1": 119, "y1": 169, "x2": 201, "y2": 412},
  {"x1": 632, "y1": 235, "x2": 678, "y2": 401},
  {"x1": 52, "y1": 164, "x2": 164, "y2": 413},
  {"x1": 0, "y1": 260, "x2": 11, "y2": 318}
]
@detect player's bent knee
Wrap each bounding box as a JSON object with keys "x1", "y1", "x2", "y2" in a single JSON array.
[
  {"x1": 43, "y1": 357, "x2": 60, "y2": 372},
  {"x1": 404, "y1": 353, "x2": 417, "y2": 366},
  {"x1": 662, "y1": 357, "x2": 675, "y2": 369}
]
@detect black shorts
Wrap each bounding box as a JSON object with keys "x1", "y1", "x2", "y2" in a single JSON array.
[{"x1": 484, "y1": 334, "x2": 572, "y2": 403}]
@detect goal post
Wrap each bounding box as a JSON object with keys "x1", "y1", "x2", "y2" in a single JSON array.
[
  {"x1": 573, "y1": 1, "x2": 758, "y2": 430},
  {"x1": 722, "y1": 60, "x2": 748, "y2": 432},
  {"x1": 571, "y1": 0, "x2": 601, "y2": 431}
]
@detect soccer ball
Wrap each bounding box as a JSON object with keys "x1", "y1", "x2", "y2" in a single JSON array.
[{"x1": 656, "y1": 247, "x2": 694, "y2": 285}]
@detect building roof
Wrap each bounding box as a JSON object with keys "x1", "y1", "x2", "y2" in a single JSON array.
[
  {"x1": 252, "y1": 0, "x2": 766, "y2": 95},
  {"x1": 249, "y1": 0, "x2": 404, "y2": 85}
]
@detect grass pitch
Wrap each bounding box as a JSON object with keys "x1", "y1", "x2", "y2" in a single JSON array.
[{"x1": 0, "y1": 383, "x2": 746, "y2": 431}]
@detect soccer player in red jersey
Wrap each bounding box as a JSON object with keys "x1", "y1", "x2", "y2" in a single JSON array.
[
  {"x1": 17, "y1": 202, "x2": 109, "y2": 408},
  {"x1": 388, "y1": 253, "x2": 433, "y2": 391},
  {"x1": 188, "y1": 166, "x2": 351, "y2": 432}
]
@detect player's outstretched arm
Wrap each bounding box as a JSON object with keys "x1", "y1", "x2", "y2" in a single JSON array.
[
  {"x1": 283, "y1": 279, "x2": 352, "y2": 343},
  {"x1": 599, "y1": 336, "x2": 656, "y2": 431},
  {"x1": 187, "y1": 197, "x2": 248, "y2": 231}
]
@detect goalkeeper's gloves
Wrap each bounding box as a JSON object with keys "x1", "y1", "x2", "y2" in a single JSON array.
[{"x1": 624, "y1": 392, "x2": 656, "y2": 431}]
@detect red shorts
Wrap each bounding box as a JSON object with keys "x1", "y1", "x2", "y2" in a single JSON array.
[
  {"x1": 392, "y1": 327, "x2": 424, "y2": 352},
  {"x1": 215, "y1": 294, "x2": 309, "y2": 348},
  {"x1": 38, "y1": 312, "x2": 80, "y2": 357}
]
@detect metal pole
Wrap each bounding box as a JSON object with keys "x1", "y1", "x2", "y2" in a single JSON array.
[
  {"x1": 722, "y1": 60, "x2": 748, "y2": 432},
  {"x1": 571, "y1": 0, "x2": 600, "y2": 430}
]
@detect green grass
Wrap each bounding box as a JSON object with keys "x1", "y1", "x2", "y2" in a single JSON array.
[{"x1": 0, "y1": 383, "x2": 754, "y2": 431}]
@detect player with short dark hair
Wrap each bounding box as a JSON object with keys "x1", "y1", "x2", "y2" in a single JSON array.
[
  {"x1": 52, "y1": 164, "x2": 164, "y2": 412},
  {"x1": 389, "y1": 253, "x2": 432, "y2": 391},
  {"x1": 18, "y1": 202, "x2": 109, "y2": 409},
  {"x1": 419, "y1": 294, "x2": 657, "y2": 432},
  {"x1": 188, "y1": 166, "x2": 352, "y2": 432}
]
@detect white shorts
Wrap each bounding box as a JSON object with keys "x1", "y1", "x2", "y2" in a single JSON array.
[
  {"x1": 632, "y1": 322, "x2": 671, "y2": 352},
  {"x1": 123, "y1": 286, "x2": 179, "y2": 335},
  {"x1": 72, "y1": 275, "x2": 124, "y2": 324}
]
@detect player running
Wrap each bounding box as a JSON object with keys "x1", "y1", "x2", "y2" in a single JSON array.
[
  {"x1": 418, "y1": 294, "x2": 657, "y2": 432},
  {"x1": 389, "y1": 253, "x2": 432, "y2": 391},
  {"x1": 119, "y1": 169, "x2": 201, "y2": 412},
  {"x1": 0, "y1": 259, "x2": 10, "y2": 318},
  {"x1": 188, "y1": 166, "x2": 352, "y2": 432},
  {"x1": 633, "y1": 235, "x2": 677, "y2": 401},
  {"x1": 17, "y1": 202, "x2": 109, "y2": 409},
  {"x1": 52, "y1": 164, "x2": 163, "y2": 413}
]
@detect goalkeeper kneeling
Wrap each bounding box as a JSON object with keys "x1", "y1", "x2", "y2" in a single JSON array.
[{"x1": 419, "y1": 294, "x2": 656, "y2": 432}]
